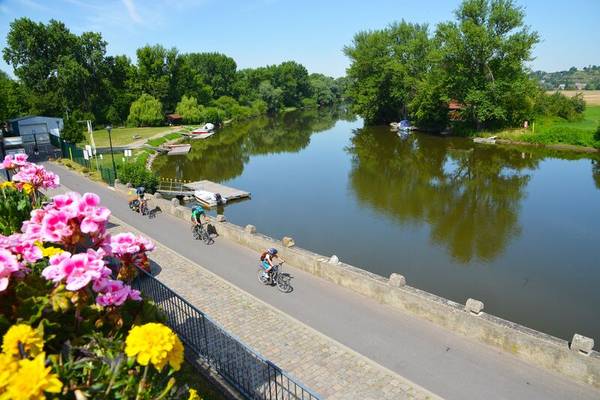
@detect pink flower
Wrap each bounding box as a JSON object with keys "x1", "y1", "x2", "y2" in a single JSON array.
[
  {"x1": 40, "y1": 209, "x2": 73, "y2": 243},
  {"x1": 12, "y1": 163, "x2": 59, "y2": 190},
  {"x1": 1, "y1": 154, "x2": 28, "y2": 170},
  {"x1": 109, "y1": 233, "x2": 141, "y2": 255},
  {"x1": 0, "y1": 248, "x2": 21, "y2": 292},
  {"x1": 80, "y1": 206, "x2": 111, "y2": 234},
  {"x1": 94, "y1": 278, "x2": 141, "y2": 306},
  {"x1": 42, "y1": 250, "x2": 111, "y2": 291}
]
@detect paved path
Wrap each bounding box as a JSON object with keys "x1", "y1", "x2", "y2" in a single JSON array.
[{"x1": 44, "y1": 162, "x2": 600, "y2": 400}]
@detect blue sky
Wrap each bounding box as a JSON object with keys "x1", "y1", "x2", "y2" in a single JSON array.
[{"x1": 0, "y1": 0, "x2": 599, "y2": 77}]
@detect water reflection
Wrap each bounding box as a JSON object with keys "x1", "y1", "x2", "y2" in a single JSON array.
[
  {"x1": 154, "y1": 108, "x2": 353, "y2": 182},
  {"x1": 347, "y1": 128, "x2": 541, "y2": 263}
]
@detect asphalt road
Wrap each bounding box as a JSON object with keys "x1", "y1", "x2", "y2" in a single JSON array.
[{"x1": 45, "y1": 162, "x2": 600, "y2": 400}]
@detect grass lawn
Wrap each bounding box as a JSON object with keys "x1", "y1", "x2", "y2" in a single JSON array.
[
  {"x1": 147, "y1": 132, "x2": 182, "y2": 147},
  {"x1": 494, "y1": 105, "x2": 600, "y2": 149},
  {"x1": 85, "y1": 127, "x2": 175, "y2": 147}
]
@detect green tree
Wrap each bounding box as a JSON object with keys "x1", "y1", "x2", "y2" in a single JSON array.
[
  {"x1": 435, "y1": 0, "x2": 539, "y2": 129},
  {"x1": 179, "y1": 53, "x2": 237, "y2": 99},
  {"x1": 344, "y1": 21, "x2": 431, "y2": 124},
  {"x1": 175, "y1": 95, "x2": 203, "y2": 124},
  {"x1": 127, "y1": 94, "x2": 163, "y2": 127},
  {"x1": 272, "y1": 61, "x2": 311, "y2": 107},
  {"x1": 258, "y1": 81, "x2": 283, "y2": 113},
  {"x1": 0, "y1": 71, "x2": 28, "y2": 121},
  {"x1": 61, "y1": 117, "x2": 85, "y2": 144},
  {"x1": 134, "y1": 45, "x2": 179, "y2": 109}
]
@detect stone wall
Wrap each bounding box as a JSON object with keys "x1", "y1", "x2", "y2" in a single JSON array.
[{"x1": 116, "y1": 183, "x2": 600, "y2": 389}]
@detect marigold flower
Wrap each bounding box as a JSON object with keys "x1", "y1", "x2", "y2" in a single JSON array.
[
  {"x1": 125, "y1": 323, "x2": 184, "y2": 371},
  {"x1": 0, "y1": 353, "x2": 18, "y2": 392},
  {"x1": 188, "y1": 388, "x2": 202, "y2": 400},
  {"x1": 1, "y1": 324, "x2": 44, "y2": 358},
  {"x1": 0, "y1": 353, "x2": 62, "y2": 400}
]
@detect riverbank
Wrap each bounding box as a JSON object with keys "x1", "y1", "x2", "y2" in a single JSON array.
[{"x1": 476, "y1": 105, "x2": 600, "y2": 152}]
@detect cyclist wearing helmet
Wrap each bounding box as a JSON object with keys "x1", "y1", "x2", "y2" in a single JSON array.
[
  {"x1": 191, "y1": 205, "x2": 206, "y2": 226},
  {"x1": 260, "y1": 248, "x2": 281, "y2": 276}
]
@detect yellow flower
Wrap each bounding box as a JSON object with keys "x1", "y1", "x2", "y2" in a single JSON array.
[
  {"x1": 21, "y1": 183, "x2": 34, "y2": 194},
  {"x1": 0, "y1": 353, "x2": 62, "y2": 400},
  {"x1": 35, "y1": 243, "x2": 64, "y2": 258},
  {"x1": 0, "y1": 181, "x2": 15, "y2": 190},
  {"x1": 188, "y1": 388, "x2": 202, "y2": 400},
  {"x1": 2, "y1": 324, "x2": 44, "y2": 358},
  {"x1": 0, "y1": 353, "x2": 18, "y2": 392},
  {"x1": 125, "y1": 323, "x2": 184, "y2": 371}
]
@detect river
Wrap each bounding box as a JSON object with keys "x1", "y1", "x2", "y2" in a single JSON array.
[{"x1": 154, "y1": 108, "x2": 600, "y2": 343}]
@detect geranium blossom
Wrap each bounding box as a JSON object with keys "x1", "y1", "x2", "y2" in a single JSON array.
[
  {"x1": 0, "y1": 249, "x2": 21, "y2": 292},
  {"x1": 109, "y1": 233, "x2": 154, "y2": 255},
  {"x1": 42, "y1": 249, "x2": 111, "y2": 291},
  {"x1": 11, "y1": 163, "x2": 59, "y2": 190},
  {"x1": 0, "y1": 153, "x2": 28, "y2": 170},
  {"x1": 93, "y1": 278, "x2": 141, "y2": 306}
]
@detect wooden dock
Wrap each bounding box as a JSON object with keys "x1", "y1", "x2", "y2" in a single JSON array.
[
  {"x1": 184, "y1": 180, "x2": 251, "y2": 202},
  {"x1": 166, "y1": 144, "x2": 191, "y2": 155}
]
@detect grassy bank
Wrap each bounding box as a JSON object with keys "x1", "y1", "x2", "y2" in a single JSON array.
[
  {"x1": 85, "y1": 126, "x2": 176, "y2": 147},
  {"x1": 485, "y1": 105, "x2": 600, "y2": 150}
]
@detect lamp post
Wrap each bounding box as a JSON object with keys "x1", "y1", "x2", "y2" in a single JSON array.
[{"x1": 106, "y1": 125, "x2": 117, "y2": 179}]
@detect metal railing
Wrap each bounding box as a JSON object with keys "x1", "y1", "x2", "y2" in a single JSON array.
[
  {"x1": 133, "y1": 269, "x2": 321, "y2": 400},
  {"x1": 157, "y1": 178, "x2": 193, "y2": 193}
]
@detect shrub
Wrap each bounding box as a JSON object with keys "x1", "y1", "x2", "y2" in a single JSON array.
[
  {"x1": 301, "y1": 98, "x2": 318, "y2": 109},
  {"x1": 118, "y1": 162, "x2": 159, "y2": 193},
  {"x1": 200, "y1": 107, "x2": 226, "y2": 125},
  {"x1": 176, "y1": 95, "x2": 203, "y2": 124},
  {"x1": 535, "y1": 92, "x2": 586, "y2": 121},
  {"x1": 127, "y1": 94, "x2": 164, "y2": 127},
  {"x1": 61, "y1": 117, "x2": 85, "y2": 144}
]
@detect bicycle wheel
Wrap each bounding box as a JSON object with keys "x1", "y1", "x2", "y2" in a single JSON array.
[
  {"x1": 202, "y1": 229, "x2": 211, "y2": 244},
  {"x1": 192, "y1": 226, "x2": 201, "y2": 240},
  {"x1": 257, "y1": 268, "x2": 270, "y2": 285},
  {"x1": 277, "y1": 274, "x2": 293, "y2": 293}
]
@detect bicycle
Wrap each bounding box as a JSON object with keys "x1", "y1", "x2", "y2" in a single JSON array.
[
  {"x1": 129, "y1": 198, "x2": 149, "y2": 217},
  {"x1": 191, "y1": 223, "x2": 211, "y2": 244},
  {"x1": 257, "y1": 262, "x2": 293, "y2": 293}
]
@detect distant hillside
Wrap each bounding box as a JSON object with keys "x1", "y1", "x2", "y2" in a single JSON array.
[{"x1": 531, "y1": 66, "x2": 600, "y2": 90}]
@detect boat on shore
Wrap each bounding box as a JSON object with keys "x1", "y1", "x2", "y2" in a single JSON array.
[
  {"x1": 390, "y1": 120, "x2": 414, "y2": 133},
  {"x1": 183, "y1": 123, "x2": 215, "y2": 140}
]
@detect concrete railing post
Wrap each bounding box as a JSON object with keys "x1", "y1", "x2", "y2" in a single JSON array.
[
  {"x1": 465, "y1": 298, "x2": 484, "y2": 315},
  {"x1": 388, "y1": 273, "x2": 406, "y2": 287},
  {"x1": 282, "y1": 236, "x2": 295, "y2": 247},
  {"x1": 570, "y1": 334, "x2": 594, "y2": 356},
  {"x1": 216, "y1": 215, "x2": 226, "y2": 222},
  {"x1": 245, "y1": 224, "x2": 256, "y2": 234}
]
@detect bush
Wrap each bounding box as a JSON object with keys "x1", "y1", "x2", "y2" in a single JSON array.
[
  {"x1": 212, "y1": 96, "x2": 239, "y2": 118},
  {"x1": 535, "y1": 92, "x2": 586, "y2": 121},
  {"x1": 595, "y1": 124, "x2": 600, "y2": 142},
  {"x1": 200, "y1": 107, "x2": 226, "y2": 125},
  {"x1": 176, "y1": 95, "x2": 203, "y2": 124},
  {"x1": 118, "y1": 162, "x2": 159, "y2": 193},
  {"x1": 301, "y1": 98, "x2": 318, "y2": 109},
  {"x1": 127, "y1": 94, "x2": 164, "y2": 127},
  {"x1": 61, "y1": 117, "x2": 85, "y2": 144}
]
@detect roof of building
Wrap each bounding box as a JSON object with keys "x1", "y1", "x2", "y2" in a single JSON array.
[{"x1": 9, "y1": 115, "x2": 63, "y2": 122}]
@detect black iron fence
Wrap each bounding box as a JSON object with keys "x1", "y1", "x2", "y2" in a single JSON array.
[
  {"x1": 133, "y1": 268, "x2": 321, "y2": 400},
  {"x1": 59, "y1": 141, "x2": 116, "y2": 186}
]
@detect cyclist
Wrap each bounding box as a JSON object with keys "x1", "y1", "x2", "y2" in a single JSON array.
[
  {"x1": 260, "y1": 248, "x2": 282, "y2": 277},
  {"x1": 135, "y1": 186, "x2": 145, "y2": 201},
  {"x1": 191, "y1": 205, "x2": 207, "y2": 228}
]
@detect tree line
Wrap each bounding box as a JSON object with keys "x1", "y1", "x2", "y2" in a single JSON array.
[
  {"x1": 0, "y1": 18, "x2": 349, "y2": 129},
  {"x1": 531, "y1": 66, "x2": 600, "y2": 90},
  {"x1": 344, "y1": 0, "x2": 583, "y2": 131}
]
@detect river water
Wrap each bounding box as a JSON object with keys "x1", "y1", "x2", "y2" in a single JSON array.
[{"x1": 154, "y1": 108, "x2": 600, "y2": 343}]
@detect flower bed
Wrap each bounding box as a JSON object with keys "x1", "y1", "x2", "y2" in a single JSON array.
[{"x1": 0, "y1": 155, "x2": 209, "y2": 399}]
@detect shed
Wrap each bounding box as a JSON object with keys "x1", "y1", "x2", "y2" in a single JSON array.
[
  {"x1": 166, "y1": 113, "x2": 183, "y2": 126},
  {"x1": 7, "y1": 116, "x2": 63, "y2": 155}
]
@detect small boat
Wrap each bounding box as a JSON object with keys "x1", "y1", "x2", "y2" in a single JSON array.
[
  {"x1": 473, "y1": 136, "x2": 497, "y2": 144},
  {"x1": 187, "y1": 123, "x2": 215, "y2": 139},
  {"x1": 193, "y1": 190, "x2": 226, "y2": 207},
  {"x1": 390, "y1": 120, "x2": 413, "y2": 132}
]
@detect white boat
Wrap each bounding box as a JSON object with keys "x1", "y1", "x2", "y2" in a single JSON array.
[
  {"x1": 473, "y1": 136, "x2": 497, "y2": 144},
  {"x1": 187, "y1": 123, "x2": 215, "y2": 139},
  {"x1": 193, "y1": 190, "x2": 226, "y2": 207},
  {"x1": 390, "y1": 120, "x2": 413, "y2": 132}
]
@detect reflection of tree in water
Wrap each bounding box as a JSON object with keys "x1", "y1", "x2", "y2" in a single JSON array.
[
  {"x1": 592, "y1": 160, "x2": 600, "y2": 189},
  {"x1": 347, "y1": 128, "x2": 540, "y2": 263},
  {"x1": 154, "y1": 107, "x2": 344, "y2": 182}
]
